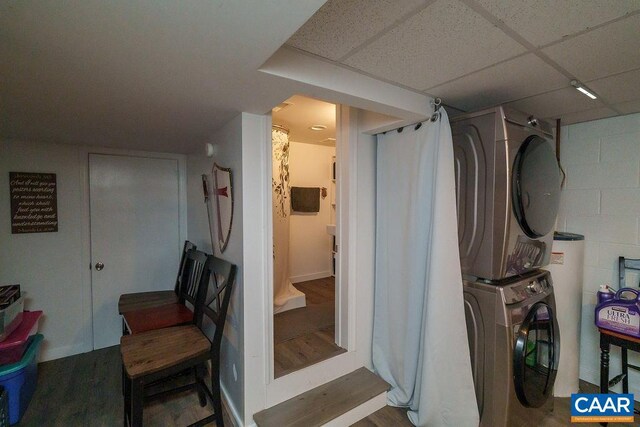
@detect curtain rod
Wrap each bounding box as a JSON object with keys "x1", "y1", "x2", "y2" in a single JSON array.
[{"x1": 375, "y1": 97, "x2": 443, "y2": 136}]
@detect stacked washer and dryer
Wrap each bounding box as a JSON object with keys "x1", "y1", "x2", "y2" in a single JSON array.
[{"x1": 451, "y1": 107, "x2": 562, "y2": 426}]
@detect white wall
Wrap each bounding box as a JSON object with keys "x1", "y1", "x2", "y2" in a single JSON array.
[
  {"x1": 288, "y1": 141, "x2": 335, "y2": 283},
  {"x1": 557, "y1": 112, "x2": 640, "y2": 395},
  {"x1": 0, "y1": 140, "x2": 90, "y2": 360},
  {"x1": 0, "y1": 140, "x2": 188, "y2": 361},
  {"x1": 354, "y1": 111, "x2": 377, "y2": 370},
  {"x1": 186, "y1": 114, "x2": 245, "y2": 425},
  {"x1": 240, "y1": 112, "x2": 272, "y2": 424}
]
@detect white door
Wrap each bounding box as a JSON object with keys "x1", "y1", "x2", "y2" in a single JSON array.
[{"x1": 89, "y1": 154, "x2": 181, "y2": 349}]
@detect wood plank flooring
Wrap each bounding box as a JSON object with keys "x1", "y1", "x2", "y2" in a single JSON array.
[
  {"x1": 20, "y1": 345, "x2": 233, "y2": 426},
  {"x1": 353, "y1": 380, "x2": 640, "y2": 426},
  {"x1": 254, "y1": 367, "x2": 389, "y2": 427},
  {"x1": 19, "y1": 338, "x2": 640, "y2": 427},
  {"x1": 352, "y1": 405, "x2": 411, "y2": 427},
  {"x1": 274, "y1": 277, "x2": 345, "y2": 378},
  {"x1": 294, "y1": 277, "x2": 335, "y2": 305},
  {"x1": 274, "y1": 325, "x2": 346, "y2": 378}
]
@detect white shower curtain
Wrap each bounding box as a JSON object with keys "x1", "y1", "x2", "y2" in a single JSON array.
[
  {"x1": 272, "y1": 127, "x2": 305, "y2": 314},
  {"x1": 373, "y1": 109, "x2": 479, "y2": 427}
]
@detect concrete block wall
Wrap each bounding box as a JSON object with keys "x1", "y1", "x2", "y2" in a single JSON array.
[{"x1": 557, "y1": 112, "x2": 640, "y2": 394}]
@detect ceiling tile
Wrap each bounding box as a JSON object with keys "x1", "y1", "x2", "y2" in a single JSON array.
[
  {"x1": 474, "y1": 0, "x2": 640, "y2": 47},
  {"x1": 556, "y1": 106, "x2": 618, "y2": 125},
  {"x1": 542, "y1": 14, "x2": 640, "y2": 81},
  {"x1": 505, "y1": 87, "x2": 605, "y2": 119},
  {"x1": 427, "y1": 53, "x2": 568, "y2": 111},
  {"x1": 286, "y1": 0, "x2": 427, "y2": 61},
  {"x1": 615, "y1": 100, "x2": 640, "y2": 115},
  {"x1": 588, "y1": 68, "x2": 640, "y2": 104},
  {"x1": 342, "y1": 0, "x2": 526, "y2": 90}
]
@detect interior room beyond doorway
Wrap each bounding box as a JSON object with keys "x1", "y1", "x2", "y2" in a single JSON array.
[
  {"x1": 273, "y1": 277, "x2": 345, "y2": 377},
  {"x1": 271, "y1": 95, "x2": 343, "y2": 377}
]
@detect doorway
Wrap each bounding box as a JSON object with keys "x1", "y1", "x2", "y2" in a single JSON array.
[
  {"x1": 271, "y1": 95, "x2": 345, "y2": 377},
  {"x1": 89, "y1": 153, "x2": 182, "y2": 349}
]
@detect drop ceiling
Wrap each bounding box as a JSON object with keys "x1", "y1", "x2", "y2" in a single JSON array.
[
  {"x1": 2, "y1": 1, "x2": 640, "y2": 154},
  {"x1": 287, "y1": 0, "x2": 640, "y2": 124}
]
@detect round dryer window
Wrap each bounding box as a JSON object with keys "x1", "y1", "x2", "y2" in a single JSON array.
[{"x1": 512, "y1": 136, "x2": 561, "y2": 238}]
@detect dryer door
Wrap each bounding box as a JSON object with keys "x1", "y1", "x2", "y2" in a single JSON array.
[
  {"x1": 513, "y1": 302, "x2": 559, "y2": 408},
  {"x1": 512, "y1": 136, "x2": 561, "y2": 238}
]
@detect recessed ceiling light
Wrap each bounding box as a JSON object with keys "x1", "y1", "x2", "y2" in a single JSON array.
[
  {"x1": 309, "y1": 125, "x2": 327, "y2": 131},
  {"x1": 272, "y1": 102, "x2": 292, "y2": 113},
  {"x1": 570, "y1": 80, "x2": 597, "y2": 100}
]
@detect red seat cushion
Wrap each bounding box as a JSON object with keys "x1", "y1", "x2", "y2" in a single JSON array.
[{"x1": 123, "y1": 303, "x2": 193, "y2": 334}]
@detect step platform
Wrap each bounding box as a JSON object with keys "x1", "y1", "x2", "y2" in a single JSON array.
[{"x1": 254, "y1": 367, "x2": 389, "y2": 427}]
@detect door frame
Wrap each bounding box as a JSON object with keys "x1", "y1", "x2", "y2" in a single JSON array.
[
  {"x1": 79, "y1": 146, "x2": 188, "y2": 351},
  {"x1": 262, "y1": 104, "x2": 360, "y2": 405}
]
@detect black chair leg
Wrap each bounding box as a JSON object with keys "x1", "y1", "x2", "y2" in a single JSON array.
[
  {"x1": 131, "y1": 378, "x2": 144, "y2": 427},
  {"x1": 195, "y1": 365, "x2": 207, "y2": 407},
  {"x1": 124, "y1": 373, "x2": 131, "y2": 427},
  {"x1": 622, "y1": 348, "x2": 629, "y2": 394},
  {"x1": 600, "y1": 336, "x2": 610, "y2": 427},
  {"x1": 211, "y1": 363, "x2": 224, "y2": 427},
  {"x1": 122, "y1": 362, "x2": 126, "y2": 397},
  {"x1": 121, "y1": 319, "x2": 130, "y2": 396}
]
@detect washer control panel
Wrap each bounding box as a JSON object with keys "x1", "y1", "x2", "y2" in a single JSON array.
[{"x1": 502, "y1": 272, "x2": 551, "y2": 305}]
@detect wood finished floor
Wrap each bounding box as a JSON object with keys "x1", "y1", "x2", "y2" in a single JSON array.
[
  {"x1": 354, "y1": 381, "x2": 640, "y2": 426},
  {"x1": 274, "y1": 277, "x2": 345, "y2": 378},
  {"x1": 19, "y1": 340, "x2": 640, "y2": 427},
  {"x1": 20, "y1": 345, "x2": 233, "y2": 427}
]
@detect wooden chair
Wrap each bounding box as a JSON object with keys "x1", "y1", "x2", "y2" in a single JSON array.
[
  {"x1": 601, "y1": 257, "x2": 640, "y2": 398},
  {"x1": 121, "y1": 255, "x2": 237, "y2": 427},
  {"x1": 619, "y1": 256, "x2": 640, "y2": 288},
  {"x1": 118, "y1": 241, "x2": 196, "y2": 315},
  {"x1": 122, "y1": 248, "x2": 208, "y2": 335}
]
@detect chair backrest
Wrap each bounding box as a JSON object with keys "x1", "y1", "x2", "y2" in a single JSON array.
[
  {"x1": 174, "y1": 241, "x2": 197, "y2": 294},
  {"x1": 178, "y1": 249, "x2": 210, "y2": 307},
  {"x1": 193, "y1": 256, "x2": 237, "y2": 355},
  {"x1": 618, "y1": 257, "x2": 640, "y2": 288}
]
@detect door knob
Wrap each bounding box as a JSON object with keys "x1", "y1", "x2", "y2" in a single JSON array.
[{"x1": 95, "y1": 262, "x2": 104, "y2": 271}]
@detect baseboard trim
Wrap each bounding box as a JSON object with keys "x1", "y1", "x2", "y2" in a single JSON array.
[
  {"x1": 290, "y1": 271, "x2": 333, "y2": 284},
  {"x1": 40, "y1": 343, "x2": 91, "y2": 362}
]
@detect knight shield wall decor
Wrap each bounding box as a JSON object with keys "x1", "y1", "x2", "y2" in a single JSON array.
[{"x1": 213, "y1": 163, "x2": 233, "y2": 253}]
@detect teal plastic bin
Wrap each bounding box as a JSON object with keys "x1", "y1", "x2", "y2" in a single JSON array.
[{"x1": 0, "y1": 334, "x2": 42, "y2": 425}]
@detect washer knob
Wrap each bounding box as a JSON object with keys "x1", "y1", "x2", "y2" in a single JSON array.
[{"x1": 527, "y1": 116, "x2": 538, "y2": 127}]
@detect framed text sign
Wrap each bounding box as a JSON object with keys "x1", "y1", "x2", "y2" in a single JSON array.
[{"x1": 10, "y1": 172, "x2": 59, "y2": 234}]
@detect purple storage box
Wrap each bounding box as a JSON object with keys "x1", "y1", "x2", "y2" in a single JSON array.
[{"x1": 595, "y1": 288, "x2": 640, "y2": 338}]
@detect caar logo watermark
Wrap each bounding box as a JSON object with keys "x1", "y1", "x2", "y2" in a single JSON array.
[{"x1": 571, "y1": 393, "x2": 634, "y2": 423}]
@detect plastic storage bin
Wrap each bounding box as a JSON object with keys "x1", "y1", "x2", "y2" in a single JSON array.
[
  {"x1": 0, "y1": 297, "x2": 24, "y2": 343},
  {"x1": 0, "y1": 334, "x2": 42, "y2": 425},
  {"x1": 0, "y1": 312, "x2": 42, "y2": 365}
]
